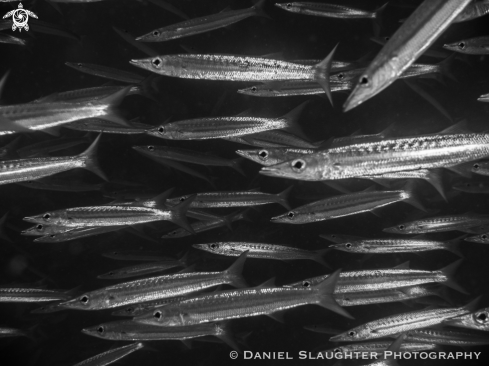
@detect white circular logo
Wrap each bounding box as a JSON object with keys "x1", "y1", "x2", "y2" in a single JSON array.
[{"x1": 2, "y1": 2, "x2": 38, "y2": 32}]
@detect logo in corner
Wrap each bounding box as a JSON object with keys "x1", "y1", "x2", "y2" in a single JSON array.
[{"x1": 2, "y1": 2, "x2": 38, "y2": 32}]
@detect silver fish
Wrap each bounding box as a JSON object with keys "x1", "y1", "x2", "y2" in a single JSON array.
[
  {"x1": 454, "y1": 0, "x2": 489, "y2": 22},
  {"x1": 66, "y1": 118, "x2": 152, "y2": 134},
  {"x1": 0, "y1": 287, "x2": 72, "y2": 302},
  {"x1": 0, "y1": 33, "x2": 27, "y2": 46},
  {"x1": 330, "y1": 297, "x2": 479, "y2": 342},
  {"x1": 166, "y1": 187, "x2": 292, "y2": 210},
  {"x1": 0, "y1": 327, "x2": 29, "y2": 338},
  {"x1": 260, "y1": 133, "x2": 489, "y2": 181},
  {"x1": 58, "y1": 252, "x2": 247, "y2": 310},
  {"x1": 444, "y1": 36, "x2": 489, "y2": 55},
  {"x1": 137, "y1": 0, "x2": 267, "y2": 42},
  {"x1": 453, "y1": 181, "x2": 489, "y2": 194},
  {"x1": 464, "y1": 232, "x2": 489, "y2": 243},
  {"x1": 236, "y1": 147, "x2": 317, "y2": 166},
  {"x1": 246, "y1": 129, "x2": 321, "y2": 149},
  {"x1": 72, "y1": 342, "x2": 144, "y2": 366},
  {"x1": 392, "y1": 327, "x2": 489, "y2": 346},
  {"x1": 275, "y1": 2, "x2": 387, "y2": 20},
  {"x1": 478, "y1": 93, "x2": 489, "y2": 103},
  {"x1": 130, "y1": 47, "x2": 338, "y2": 104},
  {"x1": 321, "y1": 341, "x2": 438, "y2": 358},
  {"x1": 0, "y1": 135, "x2": 106, "y2": 185},
  {"x1": 32, "y1": 85, "x2": 142, "y2": 104},
  {"x1": 21, "y1": 223, "x2": 75, "y2": 236},
  {"x1": 443, "y1": 306, "x2": 489, "y2": 331},
  {"x1": 33, "y1": 226, "x2": 124, "y2": 243},
  {"x1": 286, "y1": 260, "x2": 466, "y2": 294},
  {"x1": 144, "y1": 102, "x2": 307, "y2": 140},
  {"x1": 270, "y1": 187, "x2": 420, "y2": 224},
  {"x1": 111, "y1": 296, "x2": 189, "y2": 317},
  {"x1": 97, "y1": 260, "x2": 185, "y2": 280},
  {"x1": 193, "y1": 242, "x2": 328, "y2": 266},
  {"x1": 134, "y1": 269, "x2": 351, "y2": 327},
  {"x1": 65, "y1": 62, "x2": 146, "y2": 84},
  {"x1": 329, "y1": 237, "x2": 462, "y2": 256},
  {"x1": 343, "y1": 0, "x2": 472, "y2": 111},
  {"x1": 237, "y1": 80, "x2": 353, "y2": 97},
  {"x1": 383, "y1": 214, "x2": 489, "y2": 234}
]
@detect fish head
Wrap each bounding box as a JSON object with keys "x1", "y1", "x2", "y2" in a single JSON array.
[
  {"x1": 58, "y1": 291, "x2": 107, "y2": 311},
  {"x1": 443, "y1": 41, "x2": 467, "y2": 53},
  {"x1": 236, "y1": 85, "x2": 270, "y2": 96},
  {"x1": 329, "y1": 242, "x2": 358, "y2": 252},
  {"x1": 343, "y1": 62, "x2": 398, "y2": 112},
  {"x1": 270, "y1": 209, "x2": 305, "y2": 224},
  {"x1": 130, "y1": 56, "x2": 176, "y2": 76},
  {"x1": 383, "y1": 222, "x2": 415, "y2": 234},
  {"x1": 111, "y1": 306, "x2": 139, "y2": 317},
  {"x1": 236, "y1": 148, "x2": 284, "y2": 166},
  {"x1": 145, "y1": 124, "x2": 177, "y2": 139},
  {"x1": 162, "y1": 228, "x2": 188, "y2": 239},
  {"x1": 275, "y1": 2, "x2": 303, "y2": 13},
  {"x1": 260, "y1": 153, "x2": 331, "y2": 181},
  {"x1": 21, "y1": 224, "x2": 48, "y2": 236},
  {"x1": 464, "y1": 233, "x2": 489, "y2": 243},
  {"x1": 193, "y1": 242, "x2": 225, "y2": 254},
  {"x1": 472, "y1": 162, "x2": 489, "y2": 174},
  {"x1": 135, "y1": 307, "x2": 180, "y2": 327},
  {"x1": 23, "y1": 210, "x2": 67, "y2": 226},
  {"x1": 329, "y1": 326, "x2": 370, "y2": 342},
  {"x1": 136, "y1": 29, "x2": 172, "y2": 42},
  {"x1": 443, "y1": 307, "x2": 489, "y2": 331},
  {"x1": 82, "y1": 324, "x2": 109, "y2": 339}
]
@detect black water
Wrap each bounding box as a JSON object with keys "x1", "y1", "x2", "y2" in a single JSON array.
[{"x1": 1, "y1": 0, "x2": 489, "y2": 365}]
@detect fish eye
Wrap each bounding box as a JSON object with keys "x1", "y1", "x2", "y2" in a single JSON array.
[
  {"x1": 179, "y1": 197, "x2": 186, "y2": 202},
  {"x1": 345, "y1": 243, "x2": 352, "y2": 249},
  {"x1": 258, "y1": 150, "x2": 268, "y2": 159},
  {"x1": 80, "y1": 295, "x2": 89, "y2": 304},
  {"x1": 303, "y1": 281, "x2": 311, "y2": 288},
  {"x1": 398, "y1": 225, "x2": 405, "y2": 231},
  {"x1": 152, "y1": 31, "x2": 160, "y2": 36},
  {"x1": 458, "y1": 42, "x2": 466, "y2": 49},
  {"x1": 154, "y1": 310, "x2": 162, "y2": 319},
  {"x1": 338, "y1": 73, "x2": 344, "y2": 80},
  {"x1": 148, "y1": 146, "x2": 154, "y2": 151},
  {"x1": 43, "y1": 213, "x2": 51, "y2": 220},
  {"x1": 97, "y1": 326, "x2": 104, "y2": 334},
  {"x1": 286, "y1": 3, "x2": 292, "y2": 9},
  {"x1": 481, "y1": 234, "x2": 488, "y2": 240},
  {"x1": 126, "y1": 307, "x2": 134, "y2": 313},
  {"x1": 473, "y1": 164, "x2": 480, "y2": 170},
  {"x1": 466, "y1": 183, "x2": 471, "y2": 187},
  {"x1": 210, "y1": 243, "x2": 218, "y2": 249},
  {"x1": 36, "y1": 224, "x2": 43, "y2": 230},
  {"x1": 348, "y1": 331, "x2": 356, "y2": 337},
  {"x1": 291, "y1": 159, "x2": 306, "y2": 172},
  {"x1": 384, "y1": 37, "x2": 390, "y2": 41},
  {"x1": 475, "y1": 311, "x2": 489, "y2": 324},
  {"x1": 334, "y1": 348, "x2": 341, "y2": 353},
  {"x1": 152, "y1": 58, "x2": 162, "y2": 68},
  {"x1": 158, "y1": 126, "x2": 164, "y2": 134},
  {"x1": 287, "y1": 211, "x2": 295, "y2": 219},
  {"x1": 251, "y1": 86, "x2": 257, "y2": 92},
  {"x1": 359, "y1": 76, "x2": 369, "y2": 86},
  {"x1": 108, "y1": 271, "x2": 115, "y2": 276}
]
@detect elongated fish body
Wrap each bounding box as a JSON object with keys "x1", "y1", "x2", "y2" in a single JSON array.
[
  {"x1": 134, "y1": 270, "x2": 350, "y2": 327},
  {"x1": 322, "y1": 341, "x2": 438, "y2": 357},
  {"x1": 330, "y1": 301, "x2": 478, "y2": 342},
  {"x1": 261, "y1": 133, "x2": 489, "y2": 181},
  {"x1": 162, "y1": 210, "x2": 247, "y2": 239},
  {"x1": 236, "y1": 147, "x2": 316, "y2": 166},
  {"x1": 58, "y1": 253, "x2": 246, "y2": 310},
  {"x1": 83, "y1": 320, "x2": 228, "y2": 342},
  {"x1": 166, "y1": 190, "x2": 290, "y2": 209},
  {"x1": 193, "y1": 242, "x2": 325, "y2": 264},
  {"x1": 0, "y1": 287, "x2": 72, "y2": 302},
  {"x1": 464, "y1": 232, "x2": 489, "y2": 243},
  {"x1": 238, "y1": 80, "x2": 352, "y2": 97},
  {"x1": 0, "y1": 33, "x2": 26, "y2": 46},
  {"x1": 224, "y1": 135, "x2": 289, "y2": 148},
  {"x1": 443, "y1": 306, "x2": 489, "y2": 332},
  {"x1": 453, "y1": 181, "x2": 489, "y2": 194},
  {"x1": 33, "y1": 226, "x2": 123, "y2": 243},
  {"x1": 330, "y1": 237, "x2": 457, "y2": 254},
  {"x1": 250, "y1": 130, "x2": 320, "y2": 149},
  {"x1": 72, "y1": 342, "x2": 144, "y2": 366},
  {"x1": 334, "y1": 285, "x2": 445, "y2": 307},
  {"x1": 383, "y1": 214, "x2": 489, "y2": 234},
  {"x1": 343, "y1": 0, "x2": 472, "y2": 111},
  {"x1": 478, "y1": 93, "x2": 489, "y2": 103},
  {"x1": 102, "y1": 250, "x2": 175, "y2": 262},
  {"x1": 112, "y1": 296, "x2": 189, "y2": 317},
  {"x1": 393, "y1": 327, "x2": 489, "y2": 346},
  {"x1": 145, "y1": 116, "x2": 295, "y2": 140},
  {"x1": 270, "y1": 189, "x2": 411, "y2": 224},
  {"x1": 21, "y1": 223, "x2": 75, "y2": 236},
  {"x1": 137, "y1": 0, "x2": 266, "y2": 42},
  {"x1": 17, "y1": 179, "x2": 104, "y2": 192},
  {"x1": 275, "y1": 2, "x2": 383, "y2": 19},
  {"x1": 66, "y1": 119, "x2": 152, "y2": 134},
  {"x1": 65, "y1": 62, "x2": 146, "y2": 84},
  {"x1": 33, "y1": 85, "x2": 141, "y2": 104},
  {"x1": 454, "y1": 1, "x2": 489, "y2": 23},
  {"x1": 97, "y1": 260, "x2": 184, "y2": 280},
  {"x1": 444, "y1": 36, "x2": 489, "y2": 55},
  {"x1": 0, "y1": 327, "x2": 28, "y2": 338}
]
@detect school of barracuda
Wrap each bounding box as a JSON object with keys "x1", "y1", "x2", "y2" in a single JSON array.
[{"x1": 1, "y1": 0, "x2": 489, "y2": 365}]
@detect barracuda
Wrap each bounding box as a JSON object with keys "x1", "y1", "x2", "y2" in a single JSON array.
[
  {"x1": 72, "y1": 343, "x2": 144, "y2": 366},
  {"x1": 443, "y1": 306, "x2": 489, "y2": 332},
  {"x1": 97, "y1": 260, "x2": 185, "y2": 280},
  {"x1": 321, "y1": 341, "x2": 438, "y2": 357},
  {"x1": 390, "y1": 327, "x2": 489, "y2": 346}
]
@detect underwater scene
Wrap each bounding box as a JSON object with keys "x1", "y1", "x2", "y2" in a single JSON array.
[{"x1": 1, "y1": 0, "x2": 489, "y2": 365}]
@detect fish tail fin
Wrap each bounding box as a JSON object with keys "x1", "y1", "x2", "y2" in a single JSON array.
[
  {"x1": 169, "y1": 194, "x2": 196, "y2": 234},
  {"x1": 440, "y1": 259, "x2": 468, "y2": 294},
  {"x1": 253, "y1": 0, "x2": 271, "y2": 19},
  {"x1": 216, "y1": 322, "x2": 242, "y2": 353},
  {"x1": 424, "y1": 169, "x2": 446, "y2": 202},
  {"x1": 96, "y1": 86, "x2": 131, "y2": 127},
  {"x1": 372, "y1": 2, "x2": 388, "y2": 37},
  {"x1": 231, "y1": 157, "x2": 247, "y2": 176},
  {"x1": 402, "y1": 180, "x2": 427, "y2": 212},
  {"x1": 282, "y1": 101, "x2": 309, "y2": 140},
  {"x1": 314, "y1": 269, "x2": 353, "y2": 319},
  {"x1": 445, "y1": 235, "x2": 465, "y2": 258},
  {"x1": 438, "y1": 53, "x2": 458, "y2": 83},
  {"x1": 314, "y1": 44, "x2": 338, "y2": 106},
  {"x1": 277, "y1": 185, "x2": 293, "y2": 210},
  {"x1": 79, "y1": 134, "x2": 108, "y2": 181},
  {"x1": 225, "y1": 250, "x2": 248, "y2": 288},
  {"x1": 313, "y1": 248, "x2": 331, "y2": 268}
]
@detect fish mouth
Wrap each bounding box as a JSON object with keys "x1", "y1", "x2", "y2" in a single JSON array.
[
  {"x1": 259, "y1": 167, "x2": 281, "y2": 177},
  {"x1": 328, "y1": 334, "x2": 344, "y2": 342},
  {"x1": 129, "y1": 58, "x2": 153, "y2": 70},
  {"x1": 23, "y1": 216, "x2": 40, "y2": 223}
]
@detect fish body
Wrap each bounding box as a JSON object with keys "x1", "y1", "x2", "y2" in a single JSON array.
[
  {"x1": 97, "y1": 260, "x2": 185, "y2": 280},
  {"x1": 464, "y1": 232, "x2": 489, "y2": 243},
  {"x1": 443, "y1": 306, "x2": 489, "y2": 331},
  {"x1": 0, "y1": 327, "x2": 29, "y2": 338},
  {"x1": 383, "y1": 214, "x2": 489, "y2": 234},
  {"x1": 238, "y1": 80, "x2": 353, "y2": 97},
  {"x1": 322, "y1": 341, "x2": 438, "y2": 357},
  {"x1": 34, "y1": 226, "x2": 123, "y2": 243},
  {"x1": 478, "y1": 93, "x2": 489, "y2": 103},
  {"x1": 72, "y1": 342, "x2": 144, "y2": 366},
  {"x1": 275, "y1": 2, "x2": 385, "y2": 19},
  {"x1": 394, "y1": 327, "x2": 489, "y2": 346},
  {"x1": 0, "y1": 287, "x2": 72, "y2": 302},
  {"x1": 453, "y1": 181, "x2": 489, "y2": 194},
  {"x1": 236, "y1": 147, "x2": 316, "y2": 166},
  {"x1": 454, "y1": 0, "x2": 489, "y2": 22},
  {"x1": 66, "y1": 118, "x2": 152, "y2": 134},
  {"x1": 111, "y1": 296, "x2": 189, "y2": 317},
  {"x1": 444, "y1": 36, "x2": 489, "y2": 55}
]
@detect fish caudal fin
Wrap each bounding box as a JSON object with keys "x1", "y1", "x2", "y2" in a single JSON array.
[
  {"x1": 225, "y1": 250, "x2": 248, "y2": 288},
  {"x1": 97, "y1": 87, "x2": 131, "y2": 127},
  {"x1": 440, "y1": 259, "x2": 468, "y2": 294},
  {"x1": 276, "y1": 185, "x2": 293, "y2": 210},
  {"x1": 424, "y1": 169, "x2": 446, "y2": 202},
  {"x1": 216, "y1": 322, "x2": 242, "y2": 353},
  {"x1": 169, "y1": 194, "x2": 197, "y2": 234},
  {"x1": 253, "y1": 0, "x2": 271, "y2": 19},
  {"x1": 314, "y1": 269, "x2": 353, "y2": 319},
  {"x1": 79, "y1": 134, "x2": 108, "y2": 181},
  {"x1": 282, "y1": 101, "x2": 309, "y2": 140},
  {"x1": 372, "y1": 2, "x2": 388, "y2": 37},
  {"x1": 402, "y1": 180, "x2": 427, "y2": 212},
  {"x1": 314, "y1": 44, "x2": 338, "y2": 106},
  {"x1": 313, "y1": 248, "x2": 331, "y2": 268}
]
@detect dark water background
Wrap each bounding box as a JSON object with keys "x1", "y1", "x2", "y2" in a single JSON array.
[{"x1": 1, "y1": 0, "x2": 489, "y2": 365}]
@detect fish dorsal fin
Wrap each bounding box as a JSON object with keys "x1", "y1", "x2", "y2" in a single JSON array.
[
  {"x1": 256, "y1": 277, "x2": 276, "y2": 288},
  {"x1": 385, "y1": 333, "x2": 406, "y2": 357},
  {"x1": 350, "y1": 129, "x2": 362, "y2": 136},
  {"x1": 178, "y1": 264, "x2": 196, "y2": 274},
  {"x1": 439, "y1": 120, "x2": 470, "y2": 135},
  {"x1": 394, "y1": 261, "x2": 410, "y2": 269},
  {"x1": 379, "y1": 122, "x2": 397, "y2": 138}
]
